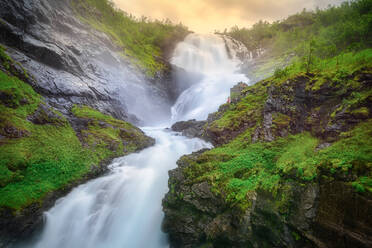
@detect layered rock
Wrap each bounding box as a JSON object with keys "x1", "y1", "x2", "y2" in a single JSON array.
[
  {"x1": 163, "y1": 69, "x2": 372, "y2": 248},
  {"x1": 171, "y1": 119, "x2": 207, "y2": 140},
  {"x1": 0, "y1": 0, "x2": 174, "y2": 124},
  {"x1": 0, "y1": 62, "x2": 155, "y2": 246}
]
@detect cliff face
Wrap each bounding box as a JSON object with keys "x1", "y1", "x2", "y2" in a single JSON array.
[
  {"x1": 0, "y1": 47, "x2": 155, "y2": 247},
  {"x1": 0, "y1": 0, "x2": 170, "y2": 245},
  {"x1": 163, "y1": 69, "x2": 372, "y2": 248},
  {"x1": 0, "y1": 0, "x2": 174, "y2": 124}
]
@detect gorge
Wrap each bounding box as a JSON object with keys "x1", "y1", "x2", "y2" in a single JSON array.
[
  {"x1": 15, "y1": 33, "x2": 243, "y2": 248},
  {"x1": 0, "y1": 0, "x2": 371, "y2": 248}
]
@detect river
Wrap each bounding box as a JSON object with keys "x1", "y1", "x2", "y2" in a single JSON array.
[{"x1": 21, "y1": 34, "x2": 248, "y2": 248}]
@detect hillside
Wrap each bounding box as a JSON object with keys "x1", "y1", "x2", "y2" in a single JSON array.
[
  {"x1": 71, "y1": 0, "x2": 190, "y2": 76},
  {"x1": 0, "y1": 45, "x2": 154, "y2": 244},
  {"x1": 223, "y1": 0, "x2": 372, "y2": 82},
  {"x1": 0, "y1": 0, "x2": 371, "y2": 247},
  {"x1": 163, "y1": 51, "x2": 372, "y2": 247},
  {"x1": 163, "y1": 1, "x2": 372, "y2": 247}
]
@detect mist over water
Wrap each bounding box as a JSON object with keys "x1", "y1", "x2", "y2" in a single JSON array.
[
  {"x1": 22, "y1": 34, "x2": 248, "y2": 248},
  {"x1": 24, "y1": 129, "x2": 211, "y2": 248},
  {"x1": 171, "y1": 34, "x2": 249, "y2": 122}
]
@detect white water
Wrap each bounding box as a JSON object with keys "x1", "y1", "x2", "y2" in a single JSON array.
[
  {"x1": 25, "y1": 128, "x2": 211, "y2": 248},
  {"x1": 171, "y1": 34, "x2": 249, "y2": 121},
  {"x1": 24, "y1": 34, "x2": 249, "y2": 248}
]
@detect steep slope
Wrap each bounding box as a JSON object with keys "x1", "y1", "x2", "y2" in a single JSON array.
[
  {"x1": 163, "y1": 50, "x2": 372, "y2": 247},
  {"x1": 225, "y1": 0, "x2": 372, "y2": 84},
  {"x1": 0, "y1": 46, "x2": 155, "y2": 247},
  {"x1": 0, "y1": 0, "x2": 176, "y2": 245},
  {"x1": 0, "y1": 0, "x2": 180, "y2": 124}
]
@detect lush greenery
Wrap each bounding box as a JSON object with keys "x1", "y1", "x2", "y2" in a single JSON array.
[
  {"x1": 224, "y1": 0, "x2": 371, "y2": 57},
  {"x1": 183, "y1": 32, "x2": 372, "y2": 209},
  {"x1": 0, "y1": 46, "x2": 150, "y2": 211},
  {"x1": 182, "y1": 67, "x2": 372, "y2": 211},
  {"x1": 71, "y1": 0, "x2": 189, "y2": 76},
  {"x1": 71, "y1": 105, "x2": 152, "y2": 158},
  {"x1": 0, "y1": 70, "x2": 89, "y2": 210},
  {"x1": 220, "y1": 0, "x2": 372, "y2": 80}
]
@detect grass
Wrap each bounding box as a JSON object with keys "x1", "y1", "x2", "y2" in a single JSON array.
[
  {"x1": 72, "y1": 105, "x2": 133, "y2": 129},
  {"x1": 71, "y1": 0, "x2": 189, "y2": 76},
  {"x1": 0, "y1": 71, "x2": 150, "y2": 211},
  {"x1": 182, "y1": 119, "x2": 372, "y2": 210},
  {"x1": 273, "y1": 49, "x2": 372, "y2": 86},
  {"x1": 183, "y1": 53, "x2": 372, "y2": 210},
  {"x1": 0, "y1": 71, "x2": 90, "y2": 209},
  {"x1": 209, "y1": 82, "x2": 268, "y2": 132}
]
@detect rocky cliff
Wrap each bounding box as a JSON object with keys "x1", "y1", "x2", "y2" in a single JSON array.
[
  {"x1": 0, "y1": 0, "x2": 176, "y2": 125},
  {"x1": 0, "y1": 0, "x2": 175, "y2": 246},
  {"x1": 164, "y1": 67, "x2": 372, "y2": 247},
  {"x1": 0, "y1": 45, "x2": 155, "y2": 247}
]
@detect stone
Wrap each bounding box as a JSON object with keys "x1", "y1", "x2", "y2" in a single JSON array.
[{"x1": 171, "y1": 119, "x2": 207, "y2": 140}]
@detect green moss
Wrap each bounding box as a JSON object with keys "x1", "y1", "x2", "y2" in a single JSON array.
[
  {"x1": 181, "y1": 118, "x2": 372, "y2": 211},
  {"x1": 0, "y1": 73, "x2": 150, "y2": 211},
  {"x1": 70, "y1": 0, "x2": 189, "y2": 76},
  {"x1": 210, "y1": 82, "x2": 267, "y2": 131},
  {"x1": 351, "y1": 107, "x2": 369, "y2": 118},
  {"x1": 72, "y1": 105, "x2": 133, "y2": 128},
  {"x1": 276, "y1": 133, "x2": 319, "y2": 180},
  {"x1": 352, "y1": 182, "x2": 366, "y2": 192},
  {"x1": 72, "y1": 105, "x2": 151, "y2": 156},
  {"x1": 272, "y1": 113, "x2": 291, "y2": 128},
  {"x1": 291, "y1": 231, "x2": 301, "y2": 241}
]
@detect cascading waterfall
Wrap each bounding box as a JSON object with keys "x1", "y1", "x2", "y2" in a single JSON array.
[
  {"x1": 171, "y1": 34, "x2": 249, "y2": 122},
  {"x1": 21, "y1": 34, "x2": 249, "y2": 248},
  {"x1": 21, "y1": 128, "x2": 211, "y2": 248}
]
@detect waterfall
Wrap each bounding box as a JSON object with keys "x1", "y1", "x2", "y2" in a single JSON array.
[
  {"x1": 20, "y1": 34, "x2": 249, "y2": 248},
  {"x1": 171, "y1": 34, "x2": 249, "y2": 121}
]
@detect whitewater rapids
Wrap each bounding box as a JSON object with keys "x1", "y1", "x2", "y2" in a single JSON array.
[{"x1": 21, "y1": 34, "x2": 249, "y2": 248}]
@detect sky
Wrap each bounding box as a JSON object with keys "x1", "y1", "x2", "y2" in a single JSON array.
[{"x1": 113, "y1": 0, "x2": 344, "y2": 33}]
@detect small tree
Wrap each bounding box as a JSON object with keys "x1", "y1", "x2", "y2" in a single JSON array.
[{"x1": 305, "y1": 39, "x2": 316, "y2": 73}]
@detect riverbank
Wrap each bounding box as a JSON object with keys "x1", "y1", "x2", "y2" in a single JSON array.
[
  {"x1": 163, "y1": 51, "x2": 372, "y2": 247},
  {"x1": 0, "y1": 45, "x2": 154, "y2": 246}
]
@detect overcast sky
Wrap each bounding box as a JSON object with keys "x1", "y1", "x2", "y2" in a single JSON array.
[{"x1": 113, "y1": 0, "x2": 345, "y2": 33}]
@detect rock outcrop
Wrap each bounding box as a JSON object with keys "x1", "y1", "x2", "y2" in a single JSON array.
[
  {"x1": 0, "y1": 0, "x2": 174, "y2": 125},
  {"x1": 171, "y1": 119, "x2": 207, "y2": 140},
  {"x1": 0, "y1": 0, "x2": 165, "y2": 245},
  {"x1": 163, "y1": 69, "x2": 372, "y2": 248}
]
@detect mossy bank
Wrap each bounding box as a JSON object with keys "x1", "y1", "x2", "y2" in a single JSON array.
[
  {"x1": 163, "y1": 49, "x2": 372, "y2": 248},
  {"x1": 0, "y1": 45, "x2": 154, "y2": 246}
]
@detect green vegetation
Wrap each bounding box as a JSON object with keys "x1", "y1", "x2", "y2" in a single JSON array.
[
  {"x1": 272, "y1": 49, "x2": 372, "y2": 86},
  {"x1": 71, "y1": 105, "x2": 152, "y2": 158},
  {"x1": 71, "y1": 0, "x2": 189, "y2": 76},
  {"x1": 0, "y1": 58, "x2": 151, "y2": 211},
  {"x1": 224, "y1": 0, "x2": 371, "y2": 57},
  {"x1": 220, "y1": 0, "x2": 372, "y2": 80},
  {"x1": 183, "y1": 119, "x2": 372, "y2": 210},
  {"x1": 210, "y1": 82, "x2": 267, "y2": 131},
  {"x1": 187, "y1": 52, "x2": 371, "y2": 212},
  {"x1": 0, "y1": 70, "x2": 88, "y2": 210}
]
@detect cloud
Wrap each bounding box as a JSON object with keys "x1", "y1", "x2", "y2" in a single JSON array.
[{"x1": 113, "y1": 0, "x2": 344, "y2": 33}]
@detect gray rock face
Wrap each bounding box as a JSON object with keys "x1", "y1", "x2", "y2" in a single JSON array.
[
  {"x1": 163, "y1": 156, "x2": 372, "y2": 248},
  {"x1": 171, "y1": 119, "x2": 207, "y2": 140},
  {"x1": 0, "y1": 0, "x2": 173, "y2": 124}
]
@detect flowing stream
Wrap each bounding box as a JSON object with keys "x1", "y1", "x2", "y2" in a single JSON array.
[{"x1": 23, "y1": 34, "x2": 249, "y2": 248}]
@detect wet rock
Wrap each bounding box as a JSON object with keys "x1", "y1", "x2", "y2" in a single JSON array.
[
  {"x1": 27, "y1": 103, "x2": 65, "y2": 125},
  {"x1": 163, "y1": 71, "x2": 372, "y2": 248},
  {"x1": 230, "y1": 82, "x2": 248, "y2": 103},
  {"x1": 1, "y1": 125, "x2": 29, "y2": 138},
  {"x1": 171, "y1": 119, "x2": 207, "y2": 140},
  {"x1": 0, "y1": 0, "x2": 176, "y2": 124}
]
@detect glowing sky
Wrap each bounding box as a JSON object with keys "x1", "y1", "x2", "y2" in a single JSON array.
[{"x1": 113, "y1": 0, "x2": 344, "y2": 33}]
